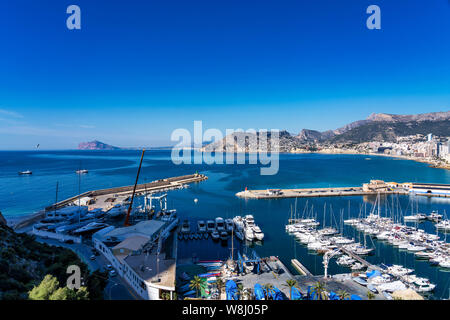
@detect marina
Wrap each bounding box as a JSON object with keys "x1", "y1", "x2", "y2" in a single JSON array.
[{"x1": 4, "y1": 150, "x2": 450, "y2": 300}]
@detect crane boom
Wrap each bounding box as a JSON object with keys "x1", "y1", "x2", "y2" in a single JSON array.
[{"x1": 124, "y1": 149, "x2": 146, "y2": 226}]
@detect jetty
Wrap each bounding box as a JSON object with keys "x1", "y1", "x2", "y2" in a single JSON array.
[
  {"x1": 13, "y1": 173, "x2": 207, "y2": 230},
  {"x1": 291, "y1": 258, "x2": 313, "y2": 276},
  {"x1": 236, "y1": 179, "x2": 450, "y2": 199}
]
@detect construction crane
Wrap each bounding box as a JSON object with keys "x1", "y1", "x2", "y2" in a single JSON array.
[{"x1": 124, "y1": 149, "x2": 145, "y2": 226}]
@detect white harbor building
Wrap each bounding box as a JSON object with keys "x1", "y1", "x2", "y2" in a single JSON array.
[{"x1": 93, "y1": 219, "x2": 178, "y2": 300}]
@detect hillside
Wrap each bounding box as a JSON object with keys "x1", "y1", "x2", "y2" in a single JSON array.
[
  {"x1": 0, "y1": 214, "x2": 107, "y2": 300},
  {"x1": 331, "y1": 120, "x2": 450, "y2": 143}
]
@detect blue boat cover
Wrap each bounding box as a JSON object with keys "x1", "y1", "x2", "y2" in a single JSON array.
[
  {"x1": 290, "y1": 287, "x2": 302, "y2": 300},
  {"x1": 351, "y1": 294, "x2": 362, "y2": 300},
  {"x1": 254, "y1": 283, "x2": 266, "y2": 300},
  {"x1": 268, "y1": 286, "x2": 285, "y2": 300},
  {"x1": 366, "y1": 270, "x2": 382, "y2": 278},
  {"x1": 226, "y1": 280, "x2": 238, "y2": 300},
  {"x1": 328, "y1": 291, "x2": 340, "y2": 300}
]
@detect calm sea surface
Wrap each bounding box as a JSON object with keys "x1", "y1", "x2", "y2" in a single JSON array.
[{"x1": 1, "y1": 150, "x2": 449, "y2": 299}]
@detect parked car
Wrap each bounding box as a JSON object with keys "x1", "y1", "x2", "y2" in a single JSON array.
[
  {"x1": 109, "y1": 270, "x2": 117, "y2": 277},
  {"x1": 106, "y1": 264, "x2": 113, "y2": 270},
  {"x1": 90, "y1": 255, "x2": 96, "y2": 260}
]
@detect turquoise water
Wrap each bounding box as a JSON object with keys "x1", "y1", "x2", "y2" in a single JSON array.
[{"x1": 1, "y1": 150, "x2": 449, "y2": 299}]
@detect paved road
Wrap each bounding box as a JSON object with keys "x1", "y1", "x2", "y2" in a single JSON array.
[{"x1": 34, "y1": 236, "x2": 136, "y2": 300}]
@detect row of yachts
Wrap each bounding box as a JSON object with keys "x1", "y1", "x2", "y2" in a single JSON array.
[
  {"x1": 402, "y1": 210, "x2": 450, "y2": 232},
  {"x1": 344, "y1": 213, "x2": 450, "y2": 269},
  {"x1": 178, "y1": 215, "x2": 264, "y2": 242}
]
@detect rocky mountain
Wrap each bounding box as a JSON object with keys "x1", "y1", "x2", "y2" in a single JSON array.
[
  {"x1": 78, "y1": 140, "x2": 120, "y2": 150},
  {"x1": 202, "y1": 111, "x2": 450, "y2": 151}
]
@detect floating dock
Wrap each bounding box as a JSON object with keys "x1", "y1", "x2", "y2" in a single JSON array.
[{"x1": 291, "y1": 258, "x2": 313, "y2": 276}]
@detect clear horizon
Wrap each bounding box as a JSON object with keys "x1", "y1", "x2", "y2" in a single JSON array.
[{"x1": 1, "y1": 0, "x2": 449, "y2": 150}]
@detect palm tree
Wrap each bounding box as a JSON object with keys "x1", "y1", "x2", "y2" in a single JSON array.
[
  {"x1": 213, "y1": 277, "x2": 224, "y2": 299},
  {"x1": 312, "y1": 281, "x2": 328, "y2": 300},
  {"x1": 337, "y1": 289, "x2": 350, "y2": 300},
  {"x1": 284, "y1": 279, "x2": 298, "y2": 300},
  {"x1": 189, "y1": 276, "x2": 207, "y2": 298},
  {"x1": 236, "y1": 284, "x2": 244, "y2": 300},
  {"x1": 367, "y1": 291, "x2": 375, "y2": 300},
  {"x1": 263, "y1": 283, "x2": 273, "y2": 300}
]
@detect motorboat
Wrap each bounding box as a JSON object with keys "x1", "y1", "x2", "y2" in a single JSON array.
[
  {"x1": 351, "y1": 263, "x2": 365, "y2": 271},
  {"x1": 233, "y1": 216, "x2": 245, "y2": 230},
  {"x1": 206, "y1": 220, "x2": 216, "y2": 233},
  {"x1": 107, "y1": 204, "x2": 126, "y2": 218},
  {"x1": 343, "y1": 219, "x2": 359, "y2": 226},
  {"x1": 181, "y1": 220, "x2": 191, "y2": 234},
  {"x1": 245, "y1": 228, "x2": 255, "y2": 241},
  {"x1": 404, "y1": 214, "x2": 427, "y2": 222},
  {"x1": 436, "y1": 220, "x2": 450, "y2": 231},
  {"x1": 386, "y1": 265, "x2": 414, "y2": 277},
  {"x1": 427, "y1": 211, "x2": 442, "y2": 222},
  {"x1": 219, "y1": 231, "x2": 228, "y2": 241},
  {"x1": 225, "y1": 219, "x2": 234, "y2": 233},
  {"x1": 215, "y1": 217, "x2": 225, "y2": 232},
  {"x1": 235, "y1": 228, "x2": 244, "y2": 241},
  {"x1": 73, "y1": 222, "x2": 109, "y2": 234},
  {"x1": 352, "y1": 277, "x2": 368, "y2": 286},
  {"x1": 211, "y1": 230, "x2": 220, "y2": 241},
  {"x1": 367, "y1": 284, "x2": 378, "y2": 294},
  {"x1": 244, "y1": 215, "x2": 255, "y2": 227},
  {"x1": 197, "y1": 220, "x2": 207, "y2": 233},
  {"x1": 76, "y1": 169, "x2": 88, "y2": 174},
  {"x1": 18, "y1": 170, "x2": 32, "y2": 175},
  {"x1": 336, "y1": 255, "x2": 355, "y2": 267},
  {"x1": 252, "y1": 225, "x2": 264, "y2": 241}
]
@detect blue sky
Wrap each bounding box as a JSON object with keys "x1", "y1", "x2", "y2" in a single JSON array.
[{"x1": 0, "y1": 0, "x2": 449, "y2": 149}]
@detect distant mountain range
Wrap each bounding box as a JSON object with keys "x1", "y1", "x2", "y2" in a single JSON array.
[
  {"x1": 77, "y1": 140, "x2": 121, "y2": 150},
  {"x1": 203, "y1": 111, "x2": 450, "y2": 152}
]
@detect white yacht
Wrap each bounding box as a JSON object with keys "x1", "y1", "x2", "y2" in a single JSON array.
[
  {"x1": 76, "y1": 169, "x2": 88, "y2": 174},
  {"x1": 252, "y1": 225, "x2": 264, "y2": 241},
  {"x1": 233, "y1": 216, "x2": 244, "y2": 230},
  {"x1": 404, "y1": 214, "x2": 427, "y2": 222},
  {"x1": 72, "y1": 222, "x2": 109, "y2": 234},
  {"x1": 18, "y1": 170, "x2": 32, "y2": 175},
  {"x1": 245, "y1": 228, "x2": 255, "y2": 241}
]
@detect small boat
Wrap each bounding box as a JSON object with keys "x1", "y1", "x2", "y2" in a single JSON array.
[
  {"x1": 383, "y1": 291, "x2": 393, "y2": 300},
  {"x1": 215, "y1": 217, "x2": 225, "y2": 232},
  {"x1": 76, "y1": 169, "x2": 88, "y2": 174},
  {"x1": 367, "y1": 284, "x2": 378, "y2": 294},
  {"x1": 211, "y1": 230, "x2": 220, "y2": 241},
  {"x1": 197, "y1": 220, "x2": 207, "y2": 233},
  {"x1": 18, "y1": 170, "x2": 32, "y2": 175},
  {"x1": 181, "y1": 220, "x2": 190, "y2": 234},
  {"x1": 206, "y1": 220, "x2": 216, "y2": 233},
  {"x1": 352, "y1": 277, "x2": 368, "y2": 286},
  {"x1": 225, "y1": 219, "x2": 234, "y2": 233},
  {"x1": 252, "y1": 225, "x2": 264, "y2": 241},
  {"x1": 220, "y1": 231, "x2": 228, "y2": 241},
  {"x1": 235, "y1": 228, "x2": 244, "y2": 241},
  {"x1": 73, "y1": 222, "x2": 109, "y2": 234},
  {"x1": 404, "y1": 214, "x2": 427, "y2": 222}
]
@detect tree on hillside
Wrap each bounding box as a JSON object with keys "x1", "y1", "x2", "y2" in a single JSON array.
[{"x1": 28, "y1": 274, "x2": 89, "y2": 300}]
